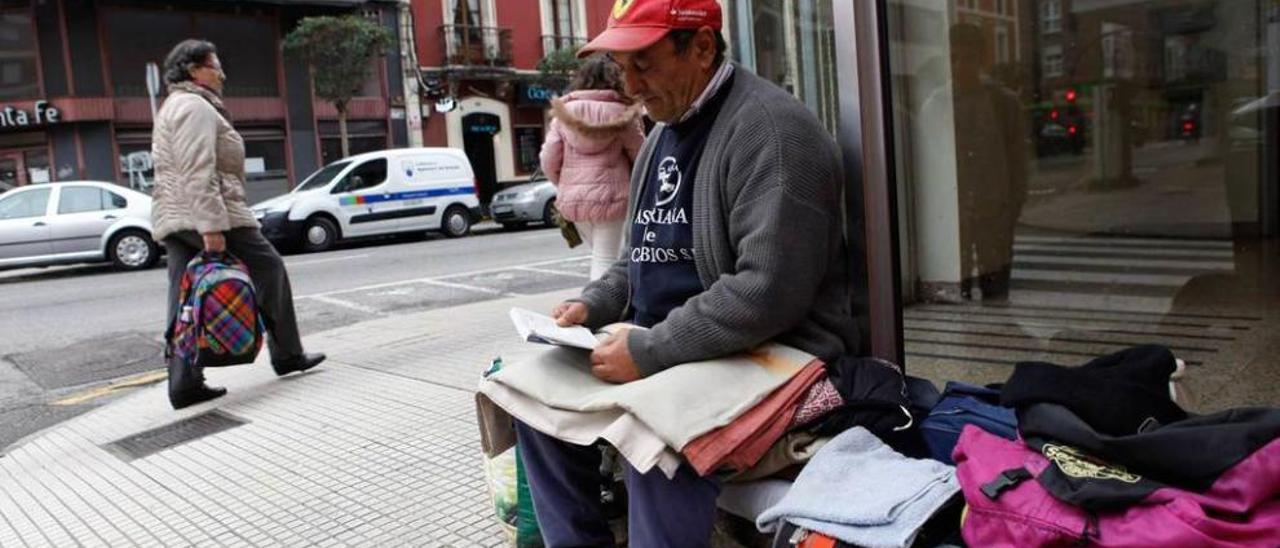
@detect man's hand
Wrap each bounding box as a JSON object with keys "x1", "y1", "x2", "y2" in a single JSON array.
[
  {"x1": 551, "y1": 301, "x2": 589, "y2": 327},
  {"x1": 202, "y1": 232, "x2": 226, "y2": 253},
  {"x1": 590, "y1": 328, "x2": 640, "y2": 384}
]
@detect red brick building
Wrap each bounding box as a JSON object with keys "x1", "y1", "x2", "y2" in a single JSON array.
[
  {"x1": 0, "y1": 0, "x2": 413, "y2": 205},
  {"x1": 409, "y1": 0, "x2": 615, "y2": 205}
]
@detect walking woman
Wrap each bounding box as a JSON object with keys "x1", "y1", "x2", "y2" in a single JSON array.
[
  {"x1": 540, "y1": 55, "x2": 645, "y2": 280},
  {"x1": 151, "y1": 40, "x2": 324, "y2": 409}
]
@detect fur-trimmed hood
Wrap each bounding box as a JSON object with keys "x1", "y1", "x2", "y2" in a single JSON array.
[{"x1": 550, "y1": 89, "x2": 643, "y2": 154}]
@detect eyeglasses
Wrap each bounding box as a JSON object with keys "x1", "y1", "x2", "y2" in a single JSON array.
[{"x1": 199, "y1": 64, "x2": 224, "y2": 75}]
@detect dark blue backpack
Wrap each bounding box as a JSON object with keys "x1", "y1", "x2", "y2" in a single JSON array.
[{"x1": 921, "y1": 381, "x2": 1017, "y2": 464}]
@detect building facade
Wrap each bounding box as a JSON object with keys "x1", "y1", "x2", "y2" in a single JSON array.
[
  {"x1": 409, "y1": 0, "x2": 616, "y2": 206},
  {"x1": 1, "y1": 0, "x2": 414, "y2": 204}
]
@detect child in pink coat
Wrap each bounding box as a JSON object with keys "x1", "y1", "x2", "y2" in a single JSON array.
[{"x1": 540, "y1": 55, "x2": 645, "y2": 280}]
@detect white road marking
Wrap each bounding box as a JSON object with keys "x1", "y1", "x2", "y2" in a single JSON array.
[
  {"x1": 287, "y1": 253, "x2": 372, "y2": 267},
  {"x1": 296, "y1": 255, "x2": 587, "y2": 300},
  {"x1": 1014, "y1": 254, "x2": 1233, "y2": 271},
  {"x1": 1014, "y1": 235, "x2": 1232, "y2": 249},
  {"x1": 1013, "y1": 244, "x2": 1233, "y2": 258},
  {"x1": 1013, "y1": 268, "x2": 1193, "y2": 287},
  {"x1": 514, "y1": 266, "x2": 589, "y2": 279},
  {"x1": 309, "y1": 295, "x2": 387, "y2": 315},
  {"x1": 416, "y1": 279, "x2": 523, "y2": 297}
]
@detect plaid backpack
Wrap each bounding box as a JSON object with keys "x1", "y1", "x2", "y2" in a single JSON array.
[{"x1": 167, "y1": 253, "x2": 265, "y2": 369}]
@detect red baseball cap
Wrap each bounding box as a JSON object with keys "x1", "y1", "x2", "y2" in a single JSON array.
[{"x1": 578, "y1": 0, "x2": 723, "y2": 58}]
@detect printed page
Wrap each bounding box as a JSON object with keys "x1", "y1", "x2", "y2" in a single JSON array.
[{"x1": 509, "y1": 307, "x2": 599, "y2": 350}]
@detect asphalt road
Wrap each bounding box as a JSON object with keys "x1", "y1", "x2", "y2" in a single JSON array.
[{"x1": 0, "y1": 223, "x2": 589, "y2": 451}]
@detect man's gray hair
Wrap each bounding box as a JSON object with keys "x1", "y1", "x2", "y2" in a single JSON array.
[{"x1": 668, "y1": 29, "x2": 727, "y2": 66}]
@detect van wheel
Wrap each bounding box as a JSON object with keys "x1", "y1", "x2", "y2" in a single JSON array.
[
  {"x1": 442, "y1": 205, "x2": 471, "y2": 238},
  {"x1": 301, "y1": 217, "x2": 338, "y2": 252},
  {"x1": 108, "y1": 230, "x2": 158, "y2": 271}
]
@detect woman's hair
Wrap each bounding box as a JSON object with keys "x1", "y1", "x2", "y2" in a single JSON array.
[
  {"x1": 570, "y1": 54, "x2": 625, "y2": 96},
  {"x1": 163, "y1": 39, "x2": 218, "y2": 85}
]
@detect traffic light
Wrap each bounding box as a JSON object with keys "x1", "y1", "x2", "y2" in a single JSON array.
[{"x1": 1065, "y1": 88, "x2": 1077, "y2": 102}]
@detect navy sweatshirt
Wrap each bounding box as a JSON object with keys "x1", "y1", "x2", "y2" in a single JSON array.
[{"x1": 627, "y1": 78, "x2": 732, "y2": 328}]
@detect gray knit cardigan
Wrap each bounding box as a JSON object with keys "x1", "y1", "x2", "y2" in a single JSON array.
[{"x1": 575, "y1": 65, "x2": 861, "y2": 377}]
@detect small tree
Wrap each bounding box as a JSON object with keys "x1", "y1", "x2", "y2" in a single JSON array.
[
  {"x1": 284, "y1": 15, "x2": 392, "y2": 158},
  {"x1": 537, "y1": 47, "x2": 582, "y2": 93}
]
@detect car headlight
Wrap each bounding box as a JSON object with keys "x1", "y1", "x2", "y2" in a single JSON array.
[{"x1": 253, "y1": 203, "x2": 291, "y2": 218}]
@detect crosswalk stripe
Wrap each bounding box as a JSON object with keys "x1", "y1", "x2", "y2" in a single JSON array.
[
  {"x1": 1014, "y1": 235, "x2": 1232, "y2": 249},
  {"x1": 1012, "y1": 254, "x2": 1233, "y2": 270},
  {"x1": 1013, "y1": 244, "x2": 1235, "y2": 258},
  {"x1": 910, "y1": 233, "x2": 1256, "y2": 370},
  {"x1": 1002, "y1": 289, "x2": 1180, "y2": 314},
  {"x1": 1012, "y1": 268, "x2": 1193, "y2": 287}
]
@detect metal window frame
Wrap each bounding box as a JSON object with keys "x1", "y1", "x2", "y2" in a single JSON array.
[{"x1": 832, "y1": 0, "x2": 903, "y2": 365}]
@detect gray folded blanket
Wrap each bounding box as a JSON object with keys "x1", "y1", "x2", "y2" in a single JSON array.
[{"x1": 756, "y1": 427, "x2": 959, "y2": 548}]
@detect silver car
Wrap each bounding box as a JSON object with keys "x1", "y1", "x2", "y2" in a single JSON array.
[
  {"x1": 0, "y1": 182, "x2": 159, "y2": 271},
  {"x1": 490, "y1": 173, "x2": 557, "y2": 229}
]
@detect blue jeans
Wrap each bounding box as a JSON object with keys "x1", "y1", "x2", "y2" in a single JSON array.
[{"x1": 514, "y1": 421, "x2": 721, "y2": 548}]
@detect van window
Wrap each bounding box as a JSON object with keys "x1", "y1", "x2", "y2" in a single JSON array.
[
  {"x1": 333, "y1": 159, "x2": 388, "y2": 194},
  {"x1": 295, "y1": 161, "x2": 351, "y2": 192}
]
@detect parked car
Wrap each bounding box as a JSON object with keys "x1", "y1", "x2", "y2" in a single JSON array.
[
  {"x1": 1036, "y1": 122, "x2": 1086, "y2": 156},
  {"x1": 490, "y1": 171, "x2": 557, "y2": 229},
  {"x1": 0, "y1": 181, "x2": 159, "y2": 271},
  {"x1": 250, "y1": 147, "x2": 483, "y2": 252}
]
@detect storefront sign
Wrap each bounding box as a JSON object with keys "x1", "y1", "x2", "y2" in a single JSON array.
[
  {"x1": 0, "y1": 101, "x2": 60, "y2": 128},
  {"x1": 518, "y1": 84, "x2": 556, "y2": 107},
  {"x1": 466, "y1": 123, "x2": 499, "y2": 134},
  {"x1": 464, "y1": 112, "x2": 502, "y2": 135}
]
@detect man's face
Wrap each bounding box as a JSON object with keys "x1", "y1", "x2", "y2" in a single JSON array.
[{"x1": 610, "y1": 30, "x2": 715, "y2": 124}]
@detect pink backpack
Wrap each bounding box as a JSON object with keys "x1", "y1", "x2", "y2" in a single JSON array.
[{"x1": 953, "y1": 425, "x2": 1280, "y2": 547}]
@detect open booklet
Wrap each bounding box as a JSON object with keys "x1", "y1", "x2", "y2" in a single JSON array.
[{"x1": 509, "y1": 307, "x2": 601, "y2": 350}]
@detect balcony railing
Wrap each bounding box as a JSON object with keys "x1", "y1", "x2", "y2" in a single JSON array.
[
  {"x1": 541, "y1": 34, "x2": 588, "y2": 55},
  {"x1": 440, "y1": 25, "x2": 513, "y2": 67}
]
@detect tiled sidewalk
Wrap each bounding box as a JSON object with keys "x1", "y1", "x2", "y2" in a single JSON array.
[{"x1": 0, "y1": 289, "x2": 578, "y2": 548}]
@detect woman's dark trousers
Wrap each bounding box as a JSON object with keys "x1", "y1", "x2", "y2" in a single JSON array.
[{"x1": 163, "y1": 228, "x2": 303, "y2": 398}]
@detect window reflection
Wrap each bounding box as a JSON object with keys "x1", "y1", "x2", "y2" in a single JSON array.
[
  {"x1": 886, "y1": 0, "x2": 1279, "y2": 409},
  {"x1": 729, "y1": 0, "x2": 840, "y2": 132}
]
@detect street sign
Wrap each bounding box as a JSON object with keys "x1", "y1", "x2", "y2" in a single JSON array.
[
  {"x1": 145, "y1": 63, "x2": 160, "y2": 97},
  {"x1": 146, "y1": 62, "x2": 160, "y2": 122}
]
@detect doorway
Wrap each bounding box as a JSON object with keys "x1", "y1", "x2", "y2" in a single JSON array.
[{"x1": 463, "y1": 112, "x2": 500, "y2": 211}]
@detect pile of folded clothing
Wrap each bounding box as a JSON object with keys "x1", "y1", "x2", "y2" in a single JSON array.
[
  {"x1": 478, "y1": 342, "x2": 823, "y2": 477},
  {"x1": 684, "y1": 355, "x2": 919, "y2": 479}
]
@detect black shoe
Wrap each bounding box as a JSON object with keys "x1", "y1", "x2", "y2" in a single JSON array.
[
  {"x1": 273, "y1": 352, "x2": 325, "y2": 376},
  {"x1": 170, "y1": 385, "x2": 227, "y2": 410}
]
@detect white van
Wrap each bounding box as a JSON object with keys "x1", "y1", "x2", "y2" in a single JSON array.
[{"x1": 250, "y1": 148, "x2": 482, "y2": 252}]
